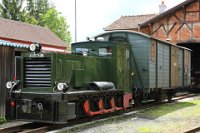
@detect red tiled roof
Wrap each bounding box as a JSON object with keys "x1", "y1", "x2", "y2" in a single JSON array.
[
  {"x1": 0, "y1": 18, "x2": 66, "y2": 47},
  {"x1": 104, "y1": 14, "x2": 157, "y2": 31}
]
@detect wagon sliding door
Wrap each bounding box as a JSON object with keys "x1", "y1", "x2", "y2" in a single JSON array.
[
  {"x1": 171, "y1": 46, "x2": 179, "y2": 87},
  {"x1": 184, "y1": 50, "x2": 191, "y2": 86},
  {"x1": 179, "y1": 49, "x2": 184, "y2": 86},
  {"x1": 157, "y1": 42, "x2": 170, "y2": 88}
]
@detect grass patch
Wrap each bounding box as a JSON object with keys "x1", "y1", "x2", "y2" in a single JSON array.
[
  {"x1": 134, "y1": 98, "x2": 200, "y2": 133},
  {"x1": 137, "y1": 126, "x2": 154, "y2": 133},
  {"x1": 0, "y1": 117, "x2": 6, "y2": 124},
  {"x1": 139, "y1": 101, "x2": 196, "y2": 119}
]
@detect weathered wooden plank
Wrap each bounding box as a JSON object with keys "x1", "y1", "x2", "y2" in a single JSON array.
[{"x1": 0, "y1": 46, "x2": 15, "y2": 117}]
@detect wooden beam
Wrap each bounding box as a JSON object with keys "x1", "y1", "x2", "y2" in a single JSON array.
[
  {"x1": 174, "y1": 14, "x2": 182, "y2": 23},
  {"x1": 199, "y1": 0, "x2": 200, "y2": 20},
  {"x1": 186, "y1": 10, "x2": 199, "y2": 13},
  {"x1": 148, "y1": 23, "x2": 153, "y2": 34},
  {"x1": 185, "y1": 22, "x2": 192, "y2": 31},
  {"x1": 175, "y1": 5, "x2": 192, "y2": 32},
  {"x1": 166, "y1": 16, "x2": 169, "y2": 37},
  {"x1": 168, "y1": 22, "x2": 177, "y2": 34},
  {"x1": 162, "y1": 24, "x2": 168, "y2": 35},
  {"x1": 183, "y1": 5, "x2": 186, "y2": 21},
  {"x1": 191, "y1": 22, "x2": 193, "y2": 40},
  {"x1": 175, "y1": 23, "x2": 184, "y2": 33},
  {"x1": 174, "y1": 21, "x2": 191, "y2": 33},
  {"x1": 151, "y1": 24, "x2": 163, "y2": 35}
]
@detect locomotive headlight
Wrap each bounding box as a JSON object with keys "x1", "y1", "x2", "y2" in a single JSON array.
[
  {"x1": 6, "y1": 81, "x2": 13, "y2": 89},
  {"x1": 30, "y1": 43, "x2": 42, "y2": 54},
  {"x1": 30, "y1": 43, "x2": 36, "y2": 51},
  {"x1": 57, "y1": 83, "x2": 68, "y2": 91}
]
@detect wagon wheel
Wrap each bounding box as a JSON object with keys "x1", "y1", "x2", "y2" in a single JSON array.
[
  {"x1": 167, "y1": 94, "x2": 172, "y2": 102},
  {"x1": 134, "y1": 95, "x2": 143, "y2": 106},
  {"x1": 134, "y1": 90, "x2": 143, "y2": 106},
  {"x1": 167, "y1": 90, "x2": 173, "y2": 102},
  {"x1": 154, "y1": 90, "x2": 162, "y2": 102},
  {"x1": 154, "y1": 95, "x2": 162, "y2": 102}
]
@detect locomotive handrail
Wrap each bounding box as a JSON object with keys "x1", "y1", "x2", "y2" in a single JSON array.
[
  {"x1": 9, "y1": 81, "x2": 20, "y2": 98},
  {"x1": 57, "y1": 59, "x2": 63, "y2": 80}
]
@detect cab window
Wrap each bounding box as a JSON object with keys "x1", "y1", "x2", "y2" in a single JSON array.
[
  {"x1": 75, "y1": 48, "x2": 89, "y2": 56},
  {"x1": 98, "y1": 47, "x2": 112, "y2": 57}
]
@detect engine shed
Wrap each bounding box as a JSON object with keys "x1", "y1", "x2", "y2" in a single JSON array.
[{"x1": 139, "y1": 0, "x2": 200, "y2": 89}]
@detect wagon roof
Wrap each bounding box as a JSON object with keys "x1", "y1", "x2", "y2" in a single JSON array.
[{"x1": 94, "y1": 30, "x2": 192, "y2": 51}]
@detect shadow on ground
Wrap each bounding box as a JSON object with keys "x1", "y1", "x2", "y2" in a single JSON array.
[{"x1": 137, "y1": 102, "x2": 196, "y2": 119}]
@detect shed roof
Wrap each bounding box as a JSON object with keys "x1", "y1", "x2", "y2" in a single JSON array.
[
  {"x1": 141, "y1": 0, "x2": 196, "y2": 27},
  {"x1": 0, "y1": 18, "x2": 66, "y2": 48},
  {"x1": 104, "y1": 14, "x2": 157, "y2": 31}
]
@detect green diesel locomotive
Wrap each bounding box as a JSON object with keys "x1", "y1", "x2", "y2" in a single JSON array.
[{"x1": 6, "y1": 31, "x2": 191, "y2": 123}]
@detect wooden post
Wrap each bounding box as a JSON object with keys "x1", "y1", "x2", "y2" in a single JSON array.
[{"x1": 0, "y1": 46, "x2": 15, "y2": 118}]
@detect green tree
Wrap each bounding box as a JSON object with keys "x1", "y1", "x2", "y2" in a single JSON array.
[
  {"x1": 26, "y1": 0, "x2": 72, "y2": 44},
  {"x1": 26, "y1": 0, "x2": 50, "y2": 25},
  {"x1": 21, "y1": 13, "x2": 38, "y2": 25},
  {"x1": 41, "y1": 7, "x2": 71, "y2": 45},
  {"x1": 0, "y1": 0, "x2": 25, "y2": 20}
]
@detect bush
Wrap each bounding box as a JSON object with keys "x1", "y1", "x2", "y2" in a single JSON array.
[{"x1": 0, "y1": 117, "x2": 6, "y2": 124}]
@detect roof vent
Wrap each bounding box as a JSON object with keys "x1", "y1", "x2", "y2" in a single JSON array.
[{"x1": 159, "y1": 1, "x2": 167, "y2": 14}]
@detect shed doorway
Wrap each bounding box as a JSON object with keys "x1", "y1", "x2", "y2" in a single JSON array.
[{"x1": 178, "y1": 43, "x2": 200, "y2": 88}]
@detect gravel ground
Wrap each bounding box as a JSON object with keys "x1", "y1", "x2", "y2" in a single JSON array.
[{"x1": 77, "y1": 96, "x2": 200, "y2": 133}]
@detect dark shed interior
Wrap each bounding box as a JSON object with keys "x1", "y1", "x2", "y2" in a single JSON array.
[{"x1": 178, "y1": 43, "x2": 200, "y2": 87}]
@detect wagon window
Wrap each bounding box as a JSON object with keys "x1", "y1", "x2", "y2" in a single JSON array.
[
  {"x1": 98, "y1": 47, "x2": 112, "y2": 57},
  {"x1": 109, "y1": 33, "x2": 127, "y2": 44},
  {"x1": 109, "y1": 36, "x2": 127, "y2": 44}
]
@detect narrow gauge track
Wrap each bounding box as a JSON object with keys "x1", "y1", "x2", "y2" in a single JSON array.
[
  {"x1": 0, "y1": 123, "x2": 52, "y2": 133},
  {"x1": 1, "y1": 93, "x2": 198, "y2": 133}
]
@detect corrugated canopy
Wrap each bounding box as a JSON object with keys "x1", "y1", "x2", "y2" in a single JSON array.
[{"x1": 0, "y1": 40, "x2": 29, "y2": 48}]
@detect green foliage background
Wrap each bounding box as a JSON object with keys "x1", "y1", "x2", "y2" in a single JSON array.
[{"x1": 0, "y1": 0, "x2": 71, "y2": 47}]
